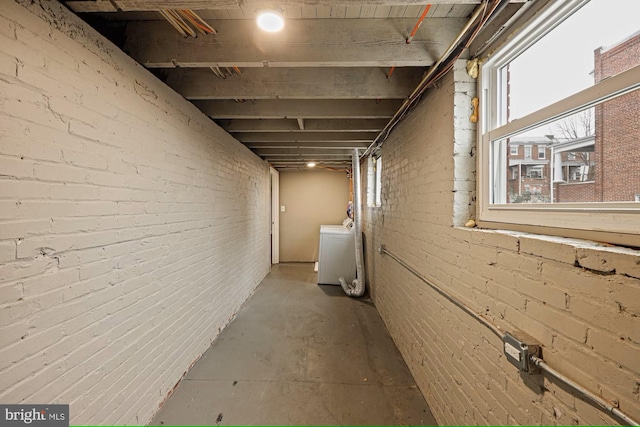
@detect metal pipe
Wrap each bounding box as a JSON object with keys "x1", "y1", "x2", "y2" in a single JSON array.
[
  {"x1": 379, "y1": 245, "x2": 503, "y2": 339},
  {"x1": 382, "y1": 245, "x2": 639, "y2": 425},
  {"x1": 407, "y1": 3, "x2": 485, "y2": 101},
  {"x1": 406, "y1": 4, "x2": 432, "y2": 44},
  {"x1": 362, "y1": 2, "x2": 487, "y2": 158},
  {"x1": 530, "y1": 355, "x2": 640, "y2": 426},
  {"x1": 340, "y1": 150, "x2": 366, "y2": 297}
]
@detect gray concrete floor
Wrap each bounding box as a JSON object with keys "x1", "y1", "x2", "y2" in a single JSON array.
[{"x1": 151, "y1": 263, "x2": 437, "y2": 426}]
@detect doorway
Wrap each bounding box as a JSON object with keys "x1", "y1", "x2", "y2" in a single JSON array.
[{"x1": 270, "y1": 167, "x2": 280, "y2": 265}]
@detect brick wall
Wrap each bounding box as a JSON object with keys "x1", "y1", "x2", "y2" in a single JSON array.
[
  {"x1": 363, "y1": 60, "x2": 640, "y2": 425},
  {"x1": 594, "y1": 34, "x2": 640, "y2": 202},
  {"x1": 0, "y1": 1, "x2": 270, "y2": 424},
  {"x1": 554, "y1": 182, "x2": 596, "y2": 203},
  {"x1": 452, "y1": 63, "x2": 477, "y2": 226}
]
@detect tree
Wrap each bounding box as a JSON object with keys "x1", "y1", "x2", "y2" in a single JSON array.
[
  {"x1": 553, "y1": 109, "x2": 594, "y2": 140},
  {"x1": 553, "y1": 109, "x2": 595, "y2": 181}
]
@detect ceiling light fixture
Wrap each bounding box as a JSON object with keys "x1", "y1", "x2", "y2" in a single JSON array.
[
  {"x1": 257, "y1": 11, "x2": 285, "y2": 32},
  {"x1": 306, "y1": 162, "x2": 316, "y2": 168}
]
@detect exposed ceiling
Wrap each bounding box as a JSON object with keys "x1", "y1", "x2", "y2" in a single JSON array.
[{"x1": 64, "y1": 0, "x2": 528, "y2": 171}]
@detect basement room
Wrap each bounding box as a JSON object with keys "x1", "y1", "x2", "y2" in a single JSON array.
[{"x1": 1, "y1": 0, "x2": 639, "y2": 425}]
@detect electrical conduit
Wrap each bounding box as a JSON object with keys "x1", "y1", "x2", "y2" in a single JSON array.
[
  {"x1": 530, "y1": 356, "x2": 640, "y2": 426},
  {"x1": 380, "y1": 244, "x2": 639, "y2": 426},
  {"x1": 362, "y1": 1, "x2": 491, "y2": 159}
]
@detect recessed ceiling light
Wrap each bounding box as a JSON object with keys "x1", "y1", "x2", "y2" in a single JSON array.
[
  {"x1": 307, "y1": 162, "x2": 316, "y2": 168},
  {"x1": 257, "y1": 11, "x2": 285, "y2": 32}
]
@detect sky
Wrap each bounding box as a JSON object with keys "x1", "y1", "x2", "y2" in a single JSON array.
[{"x1": 508, "y1": 0, "x2": 640, "y2": 125}]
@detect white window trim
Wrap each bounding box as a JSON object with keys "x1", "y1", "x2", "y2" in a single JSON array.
[
  {"x1": 366, "y1": 156, "x2": 375, "y2": 207},
  {"x1": 477, "y1": 0, "x2": 640, "y2": 246},
  {"x1": 367, "y1": 155, "x2": 383, "y2": 208},
  {"x1": 538, "y1": 146, "x2": 546, "y2": 159},
  {"x1": 374, "y1": 156, "x2": 382, "y2": 207}
]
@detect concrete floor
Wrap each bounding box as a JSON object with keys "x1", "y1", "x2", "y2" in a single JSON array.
[{"x1": 151, "y1": 263, "x2": 437, "y2": 426}]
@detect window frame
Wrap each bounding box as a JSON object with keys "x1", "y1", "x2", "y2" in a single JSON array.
[
  {"x1": 525, "y1": 165, "x2": 544, "y2": 179},
  {"x1": 374, "y1": 155, "x2": 382, "y2": 207},
  {"x1": 367, "y1": 155, "x2": 383, "y2": 208},
  {"x1": 477, "y1": 0, "x2": 640, "y2": 246},
  {"x1": 537, "y1": 145, "x2": 546, "y2": 160}
]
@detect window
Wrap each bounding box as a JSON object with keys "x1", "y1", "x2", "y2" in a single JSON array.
[
  {"x1": 367, "y1": 156, "x2": 382, "y2": 207},
  {"x1": 375, "y1": 156, "x2": 382, "y2": 206},
  {"x1": 569, "y1": 166, "x2": 582, "y2": 182},
  {"x1": 510, "y1": 145, "x2": 518, "y2": 155},
  {"x1": 478, "y1": 0, "x2": 640, "y2": 246},
  {"x1": 538, "y1": 146, "x2": 546, "y2": 159},
  {"x1": 525, "y1": 166, "x2": 544, "y2": 179}
]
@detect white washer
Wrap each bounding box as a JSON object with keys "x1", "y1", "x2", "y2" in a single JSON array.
[{"x1": 317, "y1": 221, "x2": 356, "y2": 285}]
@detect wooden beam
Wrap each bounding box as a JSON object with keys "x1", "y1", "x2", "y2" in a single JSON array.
[
  {"x1": 245, "y1": 142, "x2": 371, "y2": 149},
  {"x1": 253, "y1": 148, "x2": 355, "y2": 155},
  {"x1": 256, "y1": 151, "x2": 354, "y2": 163},
  {"x1": 269, "y1": 159, "x2": 351, "y2": 164},
  {"x1": 120, "y1": 0, "x2": 239, "y2": 10},
  {"x1": 271, "y1": 161, "x2": 350, "y2": 163},
  {"x1": 66, "y1": 1, "x2": 118, "y2": 12},
  {"x1": 67, "y1": 0, "x2": 481, "y2": 13},
  {"x1": 125, "y1": 18, "x2": 466, "y2": 68},
  {"x1": 263, "y1": 156, "x2": 353, "y2": 161},
  {"x1": 218, "y1": 119, "x2": 387, "y2": 132},
  {"x1": 244, "y1": 0, "x2": 481, "y2": 5},
  {"x1": 167, "y1": 67, "x2": 423, "y2": 99},
  {"x1": 234, "y1": 132, "x2": 377, "y2": 143},
  {"x1": 269, "y1": 162, "x2": 351, "y2": 167},
  {"x1": 193, "y1": 99, "x2": 402, "y2": 119},
  {"x1": 271, "y1": 164, "x2": 351, "y2": 171}
]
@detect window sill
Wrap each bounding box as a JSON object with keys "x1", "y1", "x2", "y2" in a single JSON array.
[
  {"x1": 475, "y1": 218, "x2": 640, "y2": 250},
  {"x1": 455, "y1": 226, "x2": 640, "y2": 275}
]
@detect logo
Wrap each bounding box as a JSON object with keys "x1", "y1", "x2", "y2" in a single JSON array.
[{"x1": 1, "y1": 405, "x2": 68, "y2": 427}]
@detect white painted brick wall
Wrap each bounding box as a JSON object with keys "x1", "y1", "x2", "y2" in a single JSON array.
[
  {"x1": 451, "y1": 61, "x2": 477, "y2": 227},
  {"x1": 363, "y1": 60, "x2": 640, "y2": 425},
  {"x1": 0, "y1": 1, "x2": 270, "y2": 424}
]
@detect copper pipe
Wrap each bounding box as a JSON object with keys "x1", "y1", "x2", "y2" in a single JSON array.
[
  {"x1": 406, "y1": 4, "x2": 432, "y2": 44},
  {"x1": 363, "y1": 1, "x2": 489, "y2": 158},
  {"x1": 386, "y1": 66, "x2": 396, "y2": 79}
]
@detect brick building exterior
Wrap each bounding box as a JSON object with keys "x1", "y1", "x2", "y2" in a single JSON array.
[
  {"x1": 556, "y1": 31, "x2": 640, "y2": 202},
  {"x1": 507, "y1": 137, "x2": 551, "y2": 203}
]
